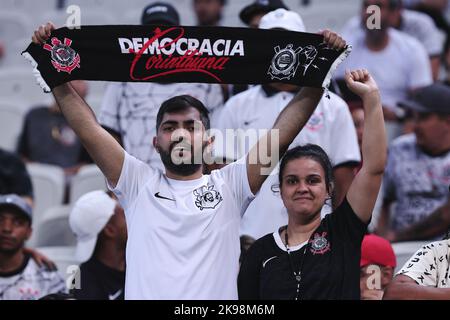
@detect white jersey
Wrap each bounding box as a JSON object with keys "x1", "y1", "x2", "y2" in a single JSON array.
[
  {"x1": 109, "y1": 152, "x2": 254, "y2": 300},
  {"x1": 342, "y1": 10, "x2": 444, "y2": 57},
  {"x1": 216, "y1": 86, "x2": 361, "y2": 240},
  {"x1": 0, "y1": 255, "x2": 66, "y2": 300},
  {"x1": 336, "y1": 28, "x2": 432, "y2": 111},
  {"x1": 99, "y1": 82, "x2": 224, "y2": 169}
]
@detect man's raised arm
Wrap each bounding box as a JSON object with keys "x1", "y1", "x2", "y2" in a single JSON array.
[
  {"x1": 246, "y1": 30, "x2": 347, "y2": 194},
  {"x1": 33, "y1": 23, "x2": 124, "y2": 187}
]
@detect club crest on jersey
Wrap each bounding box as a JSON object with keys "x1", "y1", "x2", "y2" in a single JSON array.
[
  {"x1": 193, "y1": 184, "x2": 222, "y2": 210},
  {"x1": 43, "y1": 37, "x2": 80, "y2": 74},
  {"x1": 309, "y1": 232, "x2": 331, "y2": 255},
  {"x1": 268, "y1": 44, "x2": 318, "y2": 80}
]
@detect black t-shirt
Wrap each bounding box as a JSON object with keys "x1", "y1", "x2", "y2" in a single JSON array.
[
  {"x1": 238, "y1": 198, "x2": 368, "y2": 300},
  {"x1": 70, "y1": 258, "x2": 125, "y2": 300},
  {"x1": 0, "y1": 148, "x2": 33, "y2": 197}
]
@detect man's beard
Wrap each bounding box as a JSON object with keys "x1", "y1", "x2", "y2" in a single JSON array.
[
  {"x1": 159, "y1": 141, "x2": 208, "y2": 176},
  {"x1": 0, "y1": 239, "x2": 23, "y2": 256}
]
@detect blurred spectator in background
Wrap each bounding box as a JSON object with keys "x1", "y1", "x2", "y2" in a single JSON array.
[
  {"x1": 337, "y1": 0, "x2": 433, "y2": 142},
  {"x1": 360, "y1": 234, "x2": 396, "y2": 300},
  {"x1": 99, "y1": 2, "x2": 224, "y2": 169},
  {"x1": 17, "y1": 80, "x2": 92, "y2": 178},
  {"x1": 342, "y1": 0, "x2": 444, "y2": 80},
  {"x1": 193, "y1": 0, "x2": 225, "y2": 27},
  {"x1": 216, "y1": 9, "x2": 360, "y2": 240},
  {"x1": 0, "y1": 148, "x2": 33, "y2": 206},
  {"x1": 384, "y1": 234, "x2": 450, "y2": 299},
  {"x1": 444, "y1": 36, "x2": 450, "y2": 86},
  {"x1": 69, "y1": 190, "x2": 126, "y2": 300},
  {"x1": 239, "y1": 0, "x2": 288, "y2": 28},
  {"x1": 0, "y1": 41, "x2": 4, "y2": 61},
  {"x1": 409, "y1": 0, "x2": 450, "y2": 37},
  {"x1": 377, "y1": 84, "x2": 450, "y2": 242},
  {"x1": 0, "y1": 194, "x2": 65, "y2": 300}
]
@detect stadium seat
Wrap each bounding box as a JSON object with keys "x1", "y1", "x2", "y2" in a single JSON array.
[
  {"x1": 32, "y1": 205, "x2": 76, "y2": 247},
  {"x1": 0, "y1": 99, "x2": 27, "y2": 152},
  {"x1": 0, "y1": 11, "x2": 31, "y2": 44},
  {"x1": 69, "y1": 164, "x2": 107, "y2": 204},
  {"x1": 26, "y1": 163, "x2": 65, "y2": 246},
  {"x1": 2, "y1": 37, "x2": 33, "y2": 68},
  {"x1": 392, "y1": 241, "x2": 431, "y2": 273},
  {"x1": 34, "y1": 246, "x2": 80, "y2": 279},
  {"x1": 0, "y1": 68, "x2": 52, "y2": 107},
  {"x1": 1, "y1": 0, "x2": 56, "y2": 14}
]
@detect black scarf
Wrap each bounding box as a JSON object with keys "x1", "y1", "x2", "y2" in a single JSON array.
[{"x1": 22, "y1": 25, "x2": 351, "y2": 92}]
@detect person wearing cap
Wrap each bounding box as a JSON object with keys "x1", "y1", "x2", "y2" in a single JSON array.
[
  {"x1": 99, "y1": 1, "x2": 225, "y2": 170},
  {"x1": 239, "y1": 0, "x2": 288, "y2": 28},
  {"x1": 376, "y1": 84, "x2": 450, "y2": 242},
  {"x1": 360, "y1": 234, "x2": 396, "y2": 300},
  {"x1": 216, "y1": 9, "x2": 361, "y2": 241},
  {"x1": 32, "y1": 19, "x2": 347, "y2": 299},
  {"x1": 384, "y1": 235, "x2": 450, "y2": 299},
  {"x1": 69, "y1": 190, "x2": 126, "y2": 300},
  {"x1": 0, "y1": 194, "x2": 65, "y2": 300},
  {"x1": 193, "y1": 0, "x2": 226, "y2": 27}
]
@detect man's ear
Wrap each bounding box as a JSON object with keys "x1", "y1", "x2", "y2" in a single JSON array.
[
  {"x1": 153, "y1": 137, "x2": 160, "y2": 153},
  {"x1": 102, "y1": 222, "x2": 116, "y2": 238},
  {"x1": 25, "y1": 226, "x2": 33, "y2": 241}
]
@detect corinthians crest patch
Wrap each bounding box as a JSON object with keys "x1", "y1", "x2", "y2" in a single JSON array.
[
  {"x1": 309, "y1": 232, "x2": 331, "y2": 255},
  {"x1": 268, "y1": 44, "x2": 319, "y2": 80},
  {"x1": 43, "y1": 37, "x2": 80, "y2": 74},
  {"x1": 193, "y1": 184, "x2": 223, "y2": 210}
]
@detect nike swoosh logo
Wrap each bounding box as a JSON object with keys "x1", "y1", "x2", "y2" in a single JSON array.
[
  {"x1": 262, "y1": 256, "x2": 278, "y2": 268},
  {"x1": 108, "y1": 289, "x2": 122, "y2": 300},
  {"x1": 154, "y1": 192, "x2": 175, "y2": 202}
]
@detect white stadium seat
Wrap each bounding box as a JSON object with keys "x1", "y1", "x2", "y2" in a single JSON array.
[
  {"x1": 0, "y1": 11, "x2": 31, "y2": 44},
  {"x1": 0, "y1": 68, "x2": 52, "y2": 106},
  {"x1": 0, "y1": 0, "x2": 56, "y2": 15},
  {"x1": 0, "y1": 99, "x2": 27, "y2": 152},
  {"x1": 33, "y1": 205, "x2": 76, "y2": 248},
  {"x1": 69, "y1": 164, "x2": 107, "y2": 204},
  {"x1": 26, "y1": 163, "x2": 65, "y2": 247}
]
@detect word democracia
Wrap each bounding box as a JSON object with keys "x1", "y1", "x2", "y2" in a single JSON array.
[{"x1": 118, "y1": 37, "x2": 245, "y2": 57}]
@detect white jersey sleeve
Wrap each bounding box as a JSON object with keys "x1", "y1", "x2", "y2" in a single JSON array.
[
  {"x1": 98, "y1": 83, "x2": 123, "y2": 134},
  {"x1": 406, "y1": 36, "x2": 433, "y2": 89},
  {"x1": 216, "y1": 157, "x2": 255, "y2": 217},
  {"x1": 108, "y1": 151, "x2": 158, "y2": 215}
]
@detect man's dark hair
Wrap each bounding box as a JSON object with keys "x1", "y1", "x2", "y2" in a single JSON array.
[{"x1": 156, "y1": 95, "x2": 210, "y2": 131}]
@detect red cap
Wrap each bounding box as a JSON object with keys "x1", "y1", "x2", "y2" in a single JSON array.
[{"x1": 360, "y1": 234, "x2": 396, "y2": 268}]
